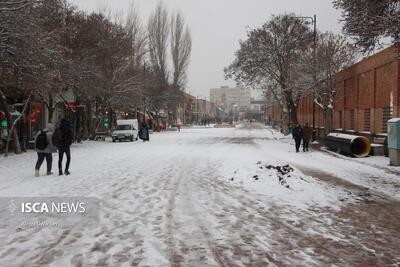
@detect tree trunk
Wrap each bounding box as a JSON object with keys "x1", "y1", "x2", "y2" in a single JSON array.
[
  {"x1": 324, "y1": 108, "x2": 333, "y2": 137},
  {"x1": 281, "y1": 111, "x2": 290, "y2": 135},
  {"x1": 108, "y1": 108, "x2": 113, "y2": 134},
  {"x1": 2, "y1": 91, "x2": 32, "y2": 156},
  {"x1": 286, "y1": 101, "x2": 298, "y2": 126},
  {"x1": 47, "y1": 93, "x2": 55, "y2": 124},
  {"x1": 82, "y1": 104, "x2": 89, "y2": 140},
  {"x1": 92, "y1": 103, "x2": 101, "y2": 139},
  {"x1": 283, "y1": 90, "x2": 298, "y2": 129},
  {"x1": 289, "y1": 105, "x2": 298, "y2": 126},
  {"x1": 154, "y1": 111, "x2": 160, "y2": 131}
]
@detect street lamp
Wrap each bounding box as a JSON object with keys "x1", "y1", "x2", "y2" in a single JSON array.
[{"x1": 296, "y1": 15, "x2": 317, "y2": 140}]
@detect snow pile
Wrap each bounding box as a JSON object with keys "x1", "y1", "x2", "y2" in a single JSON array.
[{"x1": 226, "y1": 161, "x2": 344, "y2": 210}]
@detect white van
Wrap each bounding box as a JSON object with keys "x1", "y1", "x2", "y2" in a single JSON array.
[{"x1": 112, "y1": 119, "x2": 139, "y2": 142}]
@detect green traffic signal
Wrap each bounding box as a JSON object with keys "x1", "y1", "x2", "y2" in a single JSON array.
[{"x1": 1, "y1": 120, "x2": 7, "y2": 128}]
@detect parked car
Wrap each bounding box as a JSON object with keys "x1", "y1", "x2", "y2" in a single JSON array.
[{"x1": 112, "y1": 119, "x2": 138, "y2": 142}]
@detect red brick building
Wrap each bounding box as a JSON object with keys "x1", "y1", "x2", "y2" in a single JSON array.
[
  {"x1": 297, "y1": 94, "x2": 324, "y2": 131},
  {"x1": 273, "y1": 46, "x2": 400, "y2": 139},
  {"x1": 332, "y1": 46, "x2": 399, "y2": 137}
]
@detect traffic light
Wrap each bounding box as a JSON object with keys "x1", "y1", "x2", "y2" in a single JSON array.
[
  {"x1": 0, "y1": 112, "x2": 7, "y2": 128},
  {"x1": 103, "y1": 117, "x2": 109, "y2": 128}
]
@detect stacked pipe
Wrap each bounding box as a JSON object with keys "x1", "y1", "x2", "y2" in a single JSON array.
[{"x1": 325, "y1": 133, "x2": 371, "y2": 158}]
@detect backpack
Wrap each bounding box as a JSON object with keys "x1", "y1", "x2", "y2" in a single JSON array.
[
  {"x1": 35, "y1": 130, "x2": 48, "y2": 150},
  {"x1": 52, "y1": 127, "x2": 61, "y2": 148}
]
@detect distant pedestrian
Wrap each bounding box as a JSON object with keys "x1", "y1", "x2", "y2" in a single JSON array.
[
  {"x1": 34, "y1": 124, "x2": 57, "y2": 177},
  {"x1": 18, "y1": 118, "x2": 27, "y2": 152},
  {"x1": 292, "y1": 124, "x2": 304, "y2": 153},
  {"x1": 53, "y1": 118, "x2": 73, "y2": 176},
  {"x1": 176, "y1": 118, "x2": 182, "y2": 132},
  {"x1": 139, "y1": 116, "x2": 149, "y2": 142},
  {"x1": 303, "y1": 123, "x2": 312, "y2": 152}
]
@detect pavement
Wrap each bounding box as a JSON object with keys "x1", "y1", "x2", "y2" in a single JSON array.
[{"x1": 0, "y1": 124, "x2": 399, "y2": 266}]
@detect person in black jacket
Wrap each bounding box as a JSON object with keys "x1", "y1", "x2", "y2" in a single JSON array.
[
  {"x1": 138, "y1": 116, "x2": 149, "y2": 142},
  {"x1": 54, "y1": 118, "x2": 73, "y2": 176},
  {"x1": 292, "y1": 124, "x2": 304, "y2": 153}
]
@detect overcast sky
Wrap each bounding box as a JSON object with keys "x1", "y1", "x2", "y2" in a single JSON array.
[{"x1": 69, "y1": 0, "x2": 343, "y2": 99}]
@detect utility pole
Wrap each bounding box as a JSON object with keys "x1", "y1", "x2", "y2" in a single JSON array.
[
  {"x1": 196, "y1": 96, "x2": 200, "y2": 125},
  {"x1": 295, "y1": 15, "x2": 317, "y2": 140},
  {"x1": 143, "y1": 61, "x2": 146, "y2": 123},
  {"x1": 312, "y1": 15, "x2": 317, "y2": 140}
]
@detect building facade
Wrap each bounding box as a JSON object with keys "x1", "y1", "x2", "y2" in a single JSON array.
[
  {"x1": 250, "y1": 99, "x2": 266, "y2": 121},
  {"x1": 210, "y1": 86, "x2": 251, "y2": 113},
  {"x1": 272, "y1": 45, "x2": 400, "y2": 139},
  {"x1": 332, "y1": 46, "x2": 399, "y2": 136}
]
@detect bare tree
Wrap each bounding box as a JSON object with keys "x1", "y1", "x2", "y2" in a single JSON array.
[
  {"x1": 333, "y1": 0, "x2": 400, "y2": 52},
  {"x1": 0, "y1": 2, "x2": 33, "y2": 154},
  {"x1": 0, "y1": 0, "x2": 32, "y2": 12},
  {"x1": 303, "y1": 32, "x2": 356, "y2": 134},
  {"x1": 225, "y1": 14, "x2": 313, "y2": 132},
  {"x1": 125, "y1": 3, "x2": 147, "y2": 69},
  {"x1": 0, "y1": 0, "x2": 69, "y2": 153},
  {"x1": 170, "y1": 11, "x2": 192, "y2": 89},
  {"x1": 148, "y1": 2, "x2": 169, "y2": 84},
  {"x1": 1, "y1": 0, "x2": 193, "y2": 147}
]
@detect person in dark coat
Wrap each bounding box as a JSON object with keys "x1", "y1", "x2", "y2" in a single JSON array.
[
  {"x1": 138, "y1": 116, "x2": 149, "y2": 142},
  {"x1": 18, "y1": 117, "x2": 27, "y2": 152},
  {"x1": 292, "y1": 124, "x2": 304, "y2": 153},
  {"x1": 35, "y1": 124, "x2": 57, "y2": 177},
  {"x1": 303, "y1": 123, "x2": 312, "y2": 152},
  {"x1": 55, "y1": 118, "x2": 73, "y2": 176}
]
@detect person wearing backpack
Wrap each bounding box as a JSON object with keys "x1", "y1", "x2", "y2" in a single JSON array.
[
  {"x1": 34, "y1": 123, "x2": 56, "y2": 177},
  {"x1": 54, "y1": 118, "x2": 73, "y2": 176}
]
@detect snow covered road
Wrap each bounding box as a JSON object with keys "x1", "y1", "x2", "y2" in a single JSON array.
[{"x1": 0, "y1": 124, "x2": 399, "y2": 266}]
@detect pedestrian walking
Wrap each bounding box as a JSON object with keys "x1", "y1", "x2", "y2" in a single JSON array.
[
  {"x1": 34, "y1": 123, "x2": 57, "y2": 177},
  {"x1": 303, "y1": 123, "x2": 312, "y2": 152},
  {"x1": 139, "y1": 116, "x2": 149, "y2": 142},
  {"x1": 176, "y1": 118, "x2": 182, "y2": 132},
  {"x1": 53, "y1": 118, "x2": 73, "y2": 176},
  {"x1": 292, "y1": 124, "x2": 304, "y2": 153}
]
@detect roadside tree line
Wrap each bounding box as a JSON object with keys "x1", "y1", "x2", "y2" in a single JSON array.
[
  {"x1": 0, "y1": 0, "x2": 192, "y2": 155},
  {"x1": 225, "y1": 0, "x2": 399, "y2": 134},
  {"x1": 225, "y1": 14, "x2": 355, "y2": 134}
]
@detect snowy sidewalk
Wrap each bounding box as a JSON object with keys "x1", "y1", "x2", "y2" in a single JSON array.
[{"x1": 0, "y1": 126, "x2": 399, "y2": 266}]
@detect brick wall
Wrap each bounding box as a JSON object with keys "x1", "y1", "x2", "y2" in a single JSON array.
[
  {"x1": 336, "y1": 46, "x2": 398, "y2": 135},
  {"x1": 296, "y1": 45, "x2": 400, "y2": 137}
]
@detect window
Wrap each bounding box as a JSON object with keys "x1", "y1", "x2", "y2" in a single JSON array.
[
  {"x1": 364, "y1": 109, "x2": 371, "y2": 131},
  {"x1": 382, "y1": 107, "x2": 393, "y2": 133},
  {"x1": 350, "y1": 109, "x2": 355, "y2": 130},
  {"x1": 116, "y1": 125, "x2": 132, "y2": 131}
]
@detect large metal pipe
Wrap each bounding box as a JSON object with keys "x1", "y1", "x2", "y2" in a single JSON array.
[{"x1": 325, "y1": 133, "x2": 371, "y2": 158}]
